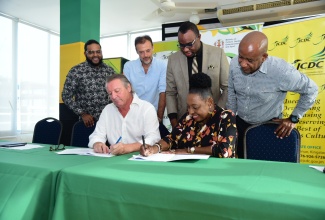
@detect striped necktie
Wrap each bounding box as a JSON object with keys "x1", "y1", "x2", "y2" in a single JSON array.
[{"x1": 192, "y1": 56, "x2": 198, "y2": 74}]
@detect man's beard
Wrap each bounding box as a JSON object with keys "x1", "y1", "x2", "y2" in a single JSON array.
[{"x1": 86, "y1": 57, "x2": 103, "y2": 66}]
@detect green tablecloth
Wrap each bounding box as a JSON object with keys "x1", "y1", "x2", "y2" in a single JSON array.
[
  {"x1": 0, "y1": 146, "x2": 107, "y2": 220},
  {"x1": 52, "y1": 154, "x2": 325, "y2": 220}
]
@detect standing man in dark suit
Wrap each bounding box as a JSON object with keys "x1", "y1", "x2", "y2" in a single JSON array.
[{"x1": 166, "y1": 21, "x2": 229, "y2": 128}]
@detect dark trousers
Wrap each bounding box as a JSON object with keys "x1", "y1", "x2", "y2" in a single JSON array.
[
  {"x1": 236, "y1": 116, "x2": 252, "y2": 159},
  {"x1": 159, "y1": 122, "x2": 170, "y2": 138}
]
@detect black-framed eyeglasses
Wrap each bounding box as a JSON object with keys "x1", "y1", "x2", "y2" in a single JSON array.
[
  {"x1": 86, "y1": 50, "x2": 102, "y2": 55},
  {"x1": 49, "y1": 144, "x2": 65, "y2": 151},
  {"x1": 177, "y1": 38, "x2": 197, "y2": 49}
]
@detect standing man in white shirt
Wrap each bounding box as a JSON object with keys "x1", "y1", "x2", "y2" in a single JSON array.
[
  {"x1": 123, "y1": 35, "x2": 169, "y2": 137},
  {"x1": 89, "y1": 74, "x2": 160, "y2": 155}
]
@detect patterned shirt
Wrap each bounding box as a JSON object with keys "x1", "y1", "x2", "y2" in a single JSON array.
[
  {"x1": 227, "y1": 56, "x2": 318, "y2": 124},
  {"x1": 62, "y1": 61, "x2": 116, "y2": 120},
  {"x1": 162, "y1": 105, "x2": 237, "y2": 158}
]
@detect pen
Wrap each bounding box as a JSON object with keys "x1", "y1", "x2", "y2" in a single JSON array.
[
  {"x1": 115, "y1": 136, "x2": 122, "y2": 144},
  {"x1": 142, "y1": 135, "x2": 146, "y2": 149}
]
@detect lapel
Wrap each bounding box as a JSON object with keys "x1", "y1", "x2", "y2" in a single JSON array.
[
  {"x1": 202, "y1": 43, "x2": 209, "y2": 73},
  {"x1": 179, "y1": 51, "x2": 189, "y2": 81}
]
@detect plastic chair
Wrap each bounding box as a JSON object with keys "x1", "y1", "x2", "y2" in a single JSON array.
[
  {"x1": 70, "y1": 121, "x2": 96, "y2": 147},
  {"x1": 32, "y1": 117, "x2": 62, "y2": 145},
  {"x1": 244, "y1": 121, "x2": 300, "y2": 163}
]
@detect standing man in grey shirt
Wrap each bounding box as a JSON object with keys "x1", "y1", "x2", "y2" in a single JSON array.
[{"x1": 227, "y1": 31, "x2": 318, "y2": 158}]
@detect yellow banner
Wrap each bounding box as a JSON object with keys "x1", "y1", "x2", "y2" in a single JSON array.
[{"x1": 263, "y1": 16, "x2": 325, "y2": 165}]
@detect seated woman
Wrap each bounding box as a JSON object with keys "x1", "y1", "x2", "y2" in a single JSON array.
[{"x1": 140, "y1": 73, "x2": 237, "y2": 158}]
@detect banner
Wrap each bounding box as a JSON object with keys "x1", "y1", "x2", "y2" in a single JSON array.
[
  {"x1": 200, "y1": 24, "x2": 263, "y2": 62},
  {"x1": 263, "y1": 16, "x2": 325, "y2": 165}
]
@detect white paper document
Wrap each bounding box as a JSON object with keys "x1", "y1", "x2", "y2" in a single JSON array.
[
  {"x1": 309, "y1": 165, "x2": 325, "y2": 173},
  {"x1": 5, "y1": 144, "x2": 44, "y2": 150},
  {"x1": 129, "y1": 153, "x2": 210, "y2": 162},
  {"x1": 57, "y1": 148, "x2": 114, "y2": 158}
]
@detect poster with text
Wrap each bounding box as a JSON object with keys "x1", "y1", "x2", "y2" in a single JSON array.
[{"x1": 263, "y1": 16, "x2": 325, "y2": 165}]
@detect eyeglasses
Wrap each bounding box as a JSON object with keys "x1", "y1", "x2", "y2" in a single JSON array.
[
  {"x1": 49, "y1": 144, "x2": 65, "y2": 151},
  {"x1": 86, "y1": 50, "x2": 102, "y2": 55},
  {"x1": 177, "y1": 38, "x2": 198, "y2": 49}
]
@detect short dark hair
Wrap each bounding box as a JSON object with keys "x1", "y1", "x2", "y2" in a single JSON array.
[
  {"x1": 178, "y1": 21, "x2": 200, "y2": 37},
  {"x1": 189, "y1": 72, "x2": 212, "y2": 100},
  {"x1": 84, "y1": 39, "x2": 101, "y2": 52},
  {"x1": 106, "y1": 74, "x2": 133, "y2": 92},
  {"x1": 134, "y1": 35, "x2": 153, "y2": 47}
]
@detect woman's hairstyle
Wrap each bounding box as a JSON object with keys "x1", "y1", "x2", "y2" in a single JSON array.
[
  {"x1": 189, "y1": 73, "x2": 212, "y2": 100},
  {"x1": 106, "y1": 74, "x2": 133, "y2": 93}
]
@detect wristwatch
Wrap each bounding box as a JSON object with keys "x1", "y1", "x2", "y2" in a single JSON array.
[
  {"x1": 190, "y1": 147, "x2": 195, "y2": 154},
  {"x1": 289, "y1": 115, "x2": 299, "y2": 123}
]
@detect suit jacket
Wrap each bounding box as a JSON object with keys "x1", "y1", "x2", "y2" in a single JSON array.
[{"x1": 166, "y1": 42, "x2": 229, "y2": 119}]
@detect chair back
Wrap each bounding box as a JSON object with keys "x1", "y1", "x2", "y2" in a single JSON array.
[
  {"x1": 32, "y1": 117, "x2": 62, "y2": 145},
  {"x1": 244, "y1": 122, "x2": 300, "y2": 163},
  {"x1": 70, "y1": 121, "x2": 96, "y2": 147}
]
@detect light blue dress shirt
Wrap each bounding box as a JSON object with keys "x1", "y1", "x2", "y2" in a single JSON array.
[
  {"x1": 227, "y1": 55, "x2": 318, "y2": 124},
  {"x1": 123, "y1": 57, "x2": 167, "y2": 111}
]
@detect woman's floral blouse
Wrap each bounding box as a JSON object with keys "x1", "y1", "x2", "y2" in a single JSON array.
[{"x1": 162, "y1": 105, "x2": 237, "y2": 158}]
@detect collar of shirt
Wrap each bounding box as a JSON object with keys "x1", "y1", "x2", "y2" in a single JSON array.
[
  {"x1": 136, "y1": 56, "x2": 156, "y2": 66},
  {"x1": 130, "y1": 93, "x2": 141, "y2": 107},
  {"x1": 258, "y1": 58, "x2": 269, "y2": 74}
]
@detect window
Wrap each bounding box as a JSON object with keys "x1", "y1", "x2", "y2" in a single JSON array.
[
  {"x1": 0, "y1": 15, "x2": 59, "y2": 137},
  {"x1": 100, "y1": 29, "x2": 162, "y2": 60},
  {"x1": 0, "y1": 16, "x2": 14, "y2": 136},
  {"x1": 100, "y1": 35, "x2": 128, "y2": 59}
]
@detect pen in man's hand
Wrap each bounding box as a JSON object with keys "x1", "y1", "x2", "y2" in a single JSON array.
[
  {"x1": 142, "y1": 135, "x2": 146, "y2": 149},
  {"x1": 115, "y1": 136, "x2": 122, "y2": 144}
]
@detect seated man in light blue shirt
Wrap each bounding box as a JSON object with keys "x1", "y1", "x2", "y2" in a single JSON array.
[
  {"x1": 226, "y1": 31, "x2": 318, "y2": 158},
  {"x1": 124, "y1": 35, "x2": 169, "y2": 137}
]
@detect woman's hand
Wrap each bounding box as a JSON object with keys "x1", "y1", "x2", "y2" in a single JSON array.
[
  {"x1": 173, "y1": 148, "x2": 188, "y2": 154},
  {"x1": 140, "y1": 144, "x2": 158, "y2": 156}
]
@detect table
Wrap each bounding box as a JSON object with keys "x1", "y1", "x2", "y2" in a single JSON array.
[
  {"x1": 52, "y1": 154, "x2": 325, "y2": 220},
  {"x1": 0, "y1": 146, "x2": 107, "y2": 220}
]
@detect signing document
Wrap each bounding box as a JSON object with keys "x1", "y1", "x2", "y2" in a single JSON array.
[{"x1": 57, "y1": 148, "x2": 114, "y2": 158}]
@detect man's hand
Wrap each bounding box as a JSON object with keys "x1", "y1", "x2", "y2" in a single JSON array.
[
  {"x1": 272, "y1": 118, "x2": 297, "y2": 139},
  {"x1": 81, "y1": 114, "x2": 95, "y2": 127},
  {"x1": 109, "y1": 142, "x2": 129, "y2": 155},
  {"x1": 93, "y1": 142, "x2": 109, "y2": 154}
]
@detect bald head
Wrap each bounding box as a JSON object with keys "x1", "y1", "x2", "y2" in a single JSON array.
[
  {"x1": 239, "y1": 31, "x2": 268, "y2": 55},
  {"x1": 237, "y1": 31, "x2": 269, "y2": 74}
]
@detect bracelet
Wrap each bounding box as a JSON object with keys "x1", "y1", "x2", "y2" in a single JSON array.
[{"x1": 153, "y1": 143, "x2": 161, "y2": 153}]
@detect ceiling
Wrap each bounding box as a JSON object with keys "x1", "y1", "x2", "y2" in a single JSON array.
[
  {"x1": 0, "y1": 0, "x2": 248, "y2": 36},
  {"x1": 0, "y1": 0, "x2": 324, "y2": 36}
]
